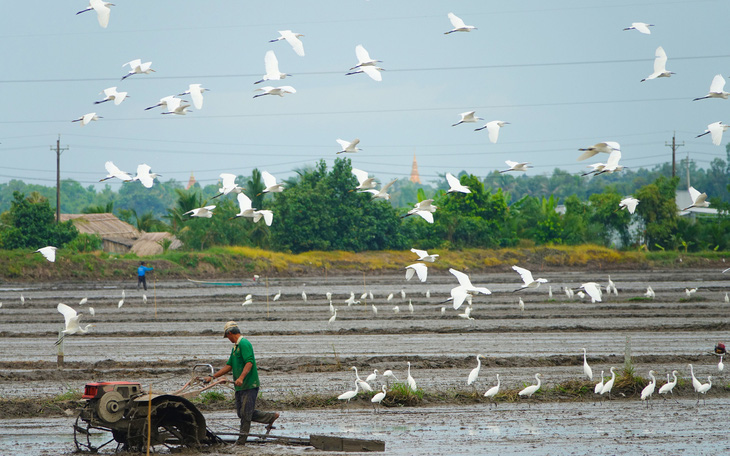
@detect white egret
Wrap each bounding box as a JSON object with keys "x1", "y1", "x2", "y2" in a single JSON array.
[
  {"x1": 328, "y1": 309, "x2": 337, "y2": 324},
  {"x1": 346, "y1": 65, "x2": 383, "y2": 81},
  {"x1": 161, "y1": 97, "x2": 191, "y2": 115},
  {"x1": 607, "y1": 276, "x2": 618, "y2": 296},
  {"x1": 408, "y1": 300, "x2": 414, "y2": 313},
  {"x1": 364, "y1": 179, "x2": 397, "y2": 200},
  {"x1": 145, "y1": 95, "x2": 181, "y2": 111},
  {"x1": 411, "y1": 248, "x2": 438, "y2": 262},
  {"x1": 697, "y1": 376, "x2": 712, "y2": 405},
  {"x1": 132, "y1": 164, "x2": 160, "y2": 189},
  {"x1": 301, "y1": 290, "x2": 307, "y2": 302},
  {"x1": 518, "y1": 297, "x2": 524, "y2": 312},
  {"x1": 260, "y1": 171, "x2": 284, "y2": 194},
  {"x1": 350, "y1": 44, "x2": 382, "y2": 70},
  {"x1": 366, "y1": 369, "x2": 379, "y2": 384},
  {"x1": 393, "y1": 305, "x2": 400, "y2": 313},
  {"x1": 121, "y1": 59, "x2": 154, "y2": 80},
  {"x1": 476, "y1": 374, "x2": 497, "y2": 409},
  {"x1": 118, "y1": 297, "x2": 124, "y2": 308},
  {"x1": 372, "y1": 304, "x2": 378, "y2": 315},
  {"x1": 270, "y1": 30, "x2": 305, "y2": 57},
  {"x1": 95, "y1": 87, "x2": 128, "y2": 105},
  {"x1": 440, "y1": 306, "x2": 446, "y2": 315},
  {"x1": 406, "y1": 362, "x2": 417, "y2": 392},
  {"x1": 35, "y1": 246, "x2": 58, "y2": 262},
  {"x1": 640, "y1": 370, "x2": 657, "y2": 405},
  {"x1": 577, "y1": 283, "x2": 602, "y2": 303},
  {"x1": 682, "y1": 187, "x2": 710, "y2": 210},
  {"x1": 577, "y1": 141, "x2": 620, "y2": 161},
  {"x1": 255, "y1": 50, "x2": 291, "y2": 84},
  {"x1": 242, "y1": 294, "x2": 253, "y2": 306},
  {"x1": 88, "y1": 307, "x2": 95, "y2": 316},
  {"x1": 404, "y1": 199, "x2": 438, "y2": 223},
  {"x1": 719, "y1": 355, "x2": 724, "y2": 372},
  {"x1": 55, "y1": 303, "x2": 94, "y2": 345},
  {"x1": 696, "y1": 121, "x2": 729, "y2": 146},
  {"x1": 386, "y1": 293, "x2": 394, "y2": 302},
  {"x1": 329, "y1": 302, "x2": 335, "y2": 314},
  {"x1": 512, "y1": 265, "x2": 548, "y2": 291},
  {"x1": 725, "y1": 292, "x2": 729, "y2": 303},
  {"x1": 548, "y1": 285, "x2": 553, "y2": 299},
  {"x1": 689, "y1": 364, "x2": 702, "y2": 393},
  {"x1": 77, "y1": 0, "x2": 114, "y2": 28},
  {"x1": 234, "y1": 193, "x2": 273, "y2": 226},
  {"x1": 426, "y1": 290, "x2": 431, "y2": 298},
  {"x1": 474, "y1": 120, "x2": 510, "y2": 143},
  {"x1": 183, "y1": 206, "x2": 216, "y2": 218},
  {"x1": 445, "y1": 12, "x2": 476, "y2": 34},
  {"x1": 445, "y1": 173, "x2": 471, "y2": 194},
  {"x1": 142, "y1": 294, "x2": 147, "y2": 304},
  {"x1": 352, "y1": 168, "x2": 377, "y2": 191},
  {"x1": 593, "y1": 150, "x2": 623, "y2": 175},
  {"x1": 100, "y1": 161, "x2": 133, "y2": 182},
  {"x1": 177, "y1": 84, "x2": 209, "y2": 110},
  {"x1": 72, "y1": 112, "x2": 102, "y2": 126},
  {"x1": 658, "y1": 370, "x2": 678, "y2": 401},
  {"x1": 79, "y1": 297, "x2": 88, "y2": 306},
  {"x1": 693, "y1": 75, "x2": 729, "y2": 101},
  {"x1": 337, "y1": 380, "x2": 359, "y2": 406},
  {"x1": 352, "y1": 366, "x2": 373, "y2": 392},
  {"x1": 371, "y1": 385, "x2": 387, "y2": 413},
  {"x1": 273, "y1": 290, "x2": 281, "y2": 301},
  {"x1": 400, "y1": 288, "x2": 406, "y2": 298},
  {"x1": 20, "y1": 294, "x2": 24, "y2": 305},
  {"x1": 518, "y1": 373, "x2": 542, "y2": 401},
  {"x1": 326, "y1": 292, "x2": 332, "y2": 301},
  {"x1": 499, "y1": 160, "x2": 532, "y2": 173},
  {"x1": 641, "y1": 46, "x2": 674, "y2": 81},
  {"x1": 645, "y1": 286, "x2": 655, "y2": 299},
  {"x1": 362, "y1": 291, "x2": 370, "y2": 300},
  {"x1": 577, "y1": 291, "x2": 586, "y2": 299},
  {"x1": 564, "y1": 287, "x2": 574, "y2": 299},
  {"x1": 685, "y1": 288, "x2": 698, "y2": 297},
  {"x1": 582, "y1": 348, "x2": 593, "y2": 380},
  {"x1": 336, "y1": 138, "x2": 361, "y2": 154},
  {"x1": 600, "y1": 367, "x2": 616, "y2": 398},
  {"x1": 383, "y1": 370, "x2": 399, "y2": 385},
  {"x1": 345, "y1": 292, "x2": 359, "y2": 306},
  {"x1": 448, "y1": 268, "x2": 491, "y2": 309},
  {"x1": 594, "y1": 370, "x2": 605, "y2": 394},
  {"x1": 452, "y1": 111, "x2": 483, "y2": 127},
  {"x1": 618, "y1": 197, "x2": 640, "y2": 214},
  {"x1": 458, "y1": 306, "x2": 474, "y2": 320},
  {"x1": 581, "y1": 162, "x2": 607, "y2": 177},
  {"x1": 623, "y1": 22, "x2": 653, "y2": 34},
  {"x1": 405, "y1": 263, "x2": 428, "y2": 282},
  {"x1": 253, "y1": 86, "x2": 296, "y2": 98},
  {"x1": 467, "y1": 354, "x2": 485, "y2": 388},
  {"x1": 369, "y1": 291, "x2": 374, "y2": 300},
  {"x1": 215, "y1": 173, "x2": 243, "y2": 198}
]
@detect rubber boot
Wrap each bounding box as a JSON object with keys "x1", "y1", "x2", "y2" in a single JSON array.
[{"x1": 236, "y1": 420, "x2": 251, "y2": 445}]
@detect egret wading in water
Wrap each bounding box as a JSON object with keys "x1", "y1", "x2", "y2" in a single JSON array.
[
  {"x1": 352, "y1": 366, "x2": 373, "y2": 392},
  {"x1": 337, "y1": 380, "x2": 359, "y2": 409},
  {"x1": 406, "y1": 362, "x2": 417, "y2": 393},
  {"x1": 696, "y1": 376, "x2": 712, "y2": 405},
  {"x1": 658, "y1": 370, "x2": 679, "y2": 402},
  {"x1": 640, "y1": 370, "x2": 657, "y2": 407},
  {"x1": 371, "y1": 386, "x2": 387, "y2": 413},
  {"x1": 518, "y1": 373, "x2": 542, "y2": 406},
  {"x1": 600, "y1": 367, "x2": 617, "y2": 400},
  {"x1": 594, "y1": 370, "x2": 605, "y2": 395},
  {"x1": 484, "y1": 374, "x2": 500, "y2": 408},
  {"x1": 467, "y1": 354, "x2": 485, "y2": 393},
  {"x1": 582, "y1": 348, "x2": 593, "y2": 380}
]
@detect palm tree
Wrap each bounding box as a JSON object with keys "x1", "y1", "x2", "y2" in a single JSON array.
[
  {"x1": 164, "y1": 189, "x2": 204, "y2": 233},
  {"x1": 82, "y1": 202, "x2": 114, "y2": 213}
]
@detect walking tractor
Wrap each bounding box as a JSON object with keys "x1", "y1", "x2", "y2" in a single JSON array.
[{"x1": 73, "y1": 365, "x2": 384, "y2": 453}]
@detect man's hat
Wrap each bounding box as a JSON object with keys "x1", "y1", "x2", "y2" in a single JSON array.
[{"x1": 223, "y1": 321, "x2": 238, "y2": 337}]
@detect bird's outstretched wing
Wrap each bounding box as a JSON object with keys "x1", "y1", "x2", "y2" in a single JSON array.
[
  {"x1": 57, "y1": 303, "x2": 77, "y2": 328},
  {"x1": 511, "y1": 265, "x2": 534, "y2": 286}
]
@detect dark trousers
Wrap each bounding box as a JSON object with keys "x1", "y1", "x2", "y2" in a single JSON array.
[
  {"x1": 234, "y1": 388, "x2": 277, "y2": 443},
  {"x1": 137, "y1": 275, "x2": 147, "y2": 290}
]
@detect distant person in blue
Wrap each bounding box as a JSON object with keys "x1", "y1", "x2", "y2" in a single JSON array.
[{"x1": 137, "y1": 261, "x2": 154, "y2": 290}]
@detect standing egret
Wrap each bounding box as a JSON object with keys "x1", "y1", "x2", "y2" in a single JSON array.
[
  {"x1": 337, "y1": 380, "x2": 359, "y2": 408},
  {"x1": 641, "y1": 46, "x2": 674, "y2": 81},
  {"x1": 659, "y1": 370, "x2": 679, "y2": 402},
  {"x1": 640, "y1": 371, "x2": 657, "y2": 406},
  {"x1": 518, "y1": 374, "x2": 542, "y2": 405},
  {"x1": 696, "y1": 376, "x2": 712, "y2": 405},
  {"x1": 255, "y1": 50, "x2": 291, "y2": 84},
  {"x1": 618, "y1": 197, "x2": 640, "y2": 214},
  {"x1": 95, "y1": 87, "x2": 128, "y2": 105},
  {"x1": 260, "y1": 171, "x2": 284, "y2": 194},
  {"x1": 719, "y1": 355, "x2": 724, "y2": 372},
  {"x1": 121, "y1": 59, "x2": 154, "y2": 80},
  {"x1": 682, "y1": 187, "x2": 709, "y2": 210},
  {"x1": 576, "y1": 283, "x2": 602, "y2": 303},
  {"x1": 393, "y1": 305, "x2": 400, "y2": 314},
  {"x1": 600, "y1": 367, "x2": 616, "y2": 399},
  {"x1": 440, "y1": 306, "x2": 446, "y2": 315},
  {"x1": 445, "y1": 173, "x2": 471, "y2": 194},
  {"x1": 645, "y1": 286, "x2": 655, "y2": 299},
  {"x1": 132, "y1": 164, "x2": 160, "y2": 189},
  {"x1": 474, "y1": 120, "x2": 510, "y2": 143},
  {"x1": 20, "y1": 294, "x2": 25, "y2": 305},
  {"x1": 484, "y1": 374, "x2": 500, "y2": 407},
  {"x1": 352, "y1": 367, "x2": 373, "y2": 392},
  {"x1": 499, "y1": 160, "x2": 532, "y2": 173},
  {"x1": 411, "y1": 248, "x2": 439, "y2": 262},
  {"x1": 577, "y1": 141, "x2": 620, "y2": 161},
  {"x1": 688, "y1": 364, "x2": 702, "y2": 393},
  {"x1": 360, "y1": 291, "x2": 368, "y2": 301},
  {"x1": 685, "y1": 288, "x2": 698, "y2": 297},
  {"x1": 270, "y1": 30, "x2": 305, "y2": 57},
  {"x1": 696, "y1": 121, "x2": 729, "y2": 146},
  {"x1": 693, "y1": 75, "x2": 729, "y2": 101},
  {"x1": 582, "y1": 348, "x2": 593, "y2": 380},
  {"x1": 467, "y1": 354, "x2": 485, "y2": 390},
  {"x1": 426, "y1": 290, "x2": 431, "y2": 298},
  {"x1": 366, "y1": 369, "x2": 379, "y2": 384},
  {"x1": 548, "y1": 286, "x2": 553, "y2": 299},
  {"x1": 328, "y1": 309, "x2": 337, "y2": 324},
  {"x1": 88, "y1": 307, "x2": 95, "y2": 316},
  {"x1": 725, "y1": 293, "x2": 729, "y2": 303},
  {"x1": 452, "y1": 111, "x2": 483, "y2": 127},
  {"x1": 607, "y1": 276, "x2": 618, "y2": 296},
  {"x1": 242, "y1": 294, "x2": 253, "y2": 306},
  {"x1": 386, "y1": 293, "x2": 394, "y2": 302},
  {"x1": 183, "y1": 206, "x2": 216, "y2": 218},
  {"x1": 594, "y1": 370, "x2": 605, "y2": 395},
  {"x1": 383, "y1": 370, "x2": 399, "y2": 386},
  {"x1": 512, "y1": 265, "x2": 548, "y2": 291},
  {"x1": 253, "y1": 86, "x2": 296, "y2": 98},
  {"x1": 177, "y1": 84, "x2": 209, "y2": 110},
  {"x1": 79, "y1": 297, "x2": 88, "y2": 306},
  {"x1": 100, "y1": 161, "x2": 133, "y2": 182},
  {"x1": 406, "y1": 362, "x2": 417, "y2": 392},
  {"x1": 518, "y1": 297, "x2": 525, "y2": 312},
  {"x1": 272, "y1": 290, "x2": 281, "y2": 301},
  {"x1": 329, "y1": 301, "x2": 335, "y2": 314},
  {"x1": 55, "y1": 303, "x2": 94, "y2": 345},
  {"x1": 458, "y1": 306, "x2": 474, "y2": 320},
  {"x1": 336, "y1": 138, "x2": 361, "y2": 154},
  {"x1": 623, "y1": 22, "x2": 653, "y2": 34},
  {"x1": 371, "y1": 386, "x2": 387, "y2": 413},
  {"x1": 72, "y1": 112, "x2": 102, "y2": 126},
  {"x1": 445, "y1": 12, "x2": 476, "y2": 33},
  {"x1": 326, "y1": 292, "x2": 332, "y2": 301},
  {"x1": 405, "y1": 263, "x2": 428, "y2": 282},
  {"x1": 371, "y1": 304, "x2": 378, "y2": 315},
  {"x1": 35, "y1": 246, "x2": 58, "y2": 262},
  {"x1": 408, "y1": 300, "x2": 414, "y2": 313},
  {"x1": 401, "y1": 290, "x2": 406, "y2": 300},
  {"x1": 76, "y1": 0, "x2": 114, "y2": 28},
  {"x1": 118, "y1": 298, "x2": 124, "y2": 308}
]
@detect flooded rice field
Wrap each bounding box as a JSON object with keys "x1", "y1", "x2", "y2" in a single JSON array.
[{"x1": 1, "y1": 268, "x2": 729, "y2": 455}]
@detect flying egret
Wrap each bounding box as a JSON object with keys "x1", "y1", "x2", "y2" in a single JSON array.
[
  {"x1": 581, "y1": 162, "x2": 607, "y2": 177},
  {"x1": 121, "y1": 59, "x2": 154, "y2": 80},
  {"x1": 645, "y1": 286, "x2": 655, "y2": 299},
  {"x1": 77, "y1": 0, "x2": 114, "y2": 28},
  {"x1": 260, "y1": 171, "x2": 284, "y2": 194},
  {"x1": 145, "y1": 95, "x2": 181, "y2": 111},
  {"x1": 445, "y1": 173, "x2": 471, "y2": 194},
  {"x1": 593, "y1": 149, "x2": 623, "y2": 175},
  {"x1": 445, "y1": 12, "x2": 476, "y2": 34},
  {"x1": 600, "y1": 367, "x2": 616, "y2": 398},
  {"x1": 35, "y1": 246, "x2": 58, "y2": 262},
  {"x1": 582, "y1": 348, "x2": 593, "y2": 380},
  {"x1": 448, "y1": 268, "x2": 491, "y2": 309},
  {"x1": 55, "y1": 303, "x2": 94, "y2": 345},
  {"x1": 336, "y1": 138, "x2": 361, "y2": 154},
  {"x1": 499, "y1": 160, "x2": 532, "y2": 173},
  {"x1": 618, "y1": 197, "x2": 640, "y2": 214},
  {"x1": 214, "y1": 173, "x2": 243, "y2": 198},
  {"x1": 623, "y1": 22, "x2": 653, "y2": 34},
  {"x1": 273, "y1": 290, "x2": 281, "y2": 301},
  {"x1": 337, "y1": 380, "x2": 359, "y2": 407},
  {"x1": 405, "y1": 263, "x2": 428, "y2": 282},
  {"x1": 352, "y1": 168, "x2": 377, "y2": 191},
  {"x1": 183, "y1": 206, "x2": 216, "y2": 218},
  {"x1": 682, "y1": 187, "x2": 710, "y2": 210},
  {"x1": 100, "y1": 161, "x2": 133, "y2": 182},
  {"x1": 518, "y1": 373, "x2": 542, "y2": 403},
  {"x1": 161, "y1": 97, "x2": 191, "y2": 115},
  {"x1": 177, "y1": 84, "x2": 209, "y2": 110},
  {"x1": 693, "y1": 75, "x2": 729, "y2": 101},
  {"x1": 371, "y1": 385, "x2": 387, "y2": 413},
  {"x1": 234, "y1": 193, "x2": 273, "y2": 226},
  {"x1": 641, "y1": 46, "x2": 674, "y2": 81},
  {"x1": 467, "y1": 354, "x2": 485, "y2": 389},
  {"x1": 474, "y1": 120, "x2": 510, "y2": 143},
  {"x1": 270, "y1": 30, "x2": 305, "y2": 57},
  {"x1": 452, "y1": 111, "x2": 483, "y2": 127},
  {"x1": 594, "y1": 370, "x2": 605, "y2": 394},
  {"x1": 253, "y1": 86, "x2": 296, "y2": 98},
  {"x1": 484, "y1": 374, "x2": 500, "y2": 407},
  {"x1": 364, "y1": 179, "x2": 397, "y2": 200},
  {"x1": 411, "y1": 248, "x2": 439, "y2": 262},
  {"x1": 696, "y1": 121, "x2": 729, "y2": 146},
  {"x1": 577, "y1": 141, "x2": 620, "y2": 161},
  {"x1": 72, "y1": 112, "x2": 102, "y2": 126},
  {"x1": 350, "y1": 44, "x2": 382, "y2": 69},
  {"x1": 132, "y1": 164, "x2": 160, "y2": 189},
  {"x1": 512, "y1": 265, "x2": 548, "y2": 291},
  {"x1": 403, "y1": 199, "x2": 438, "y2": 223},
  {"x1": 352, "y1": 366, "x2": 373, "y2": 392},
  {"x1": 719, "y1": 355, "x2": 724, "y2": 372},
  {"x1": 696, "y1": 376, "x2": 712, "y2": 405},
  {"x1": 328, "y1": 309, "x2": 337, "y2": 324},
  {"x1": 79, "y1": 297, "x2": 88, "y2": 306},
  {"x1": 577, "y1": 283, "x2": 602, "y2": 303},
  {"x1": 640, "y1": 370, "x2": 657, "y2": 406},
  {"x1": 406, "y1": 362, "x2": 417, "y2": 392},
  {"x1": 345, "y1": 65, "x2": 383, "y2": 82},
  {"x1": 95, "y1": 87, "x2": 128, "y2": 105},
  {"x1": 658, "y1": 370, "x2": 678, "y2": 401},
  {"x1": 255, "y1": 50, "x2": 291, "y2": 84}
]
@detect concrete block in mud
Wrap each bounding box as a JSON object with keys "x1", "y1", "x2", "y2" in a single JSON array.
[{"x1": 310, "y1": 434, "x2": 385, "y2": 452}]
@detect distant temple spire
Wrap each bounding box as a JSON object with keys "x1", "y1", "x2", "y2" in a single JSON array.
[
  {"x1": 185, "y1": 172, "x2": 197, "y2": 190},
  {"x1": 410, "y1": 152, "x2": 422, "y2": 184}
]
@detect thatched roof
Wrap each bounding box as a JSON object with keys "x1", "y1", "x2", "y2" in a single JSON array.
[
  {"x1": 131, "y1": 232, "x2": 182, "y2": 256},
  {"x1": 60, "y1": 213, "x2": 139, "y2": 239}
]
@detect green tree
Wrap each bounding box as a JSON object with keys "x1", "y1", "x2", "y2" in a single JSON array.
[
  {"x1": 0, "y1": 191, "x2": 78, "y2": 249},
  {"x1": 635, "y1": 176, "x2": 680, "y2": 250}
]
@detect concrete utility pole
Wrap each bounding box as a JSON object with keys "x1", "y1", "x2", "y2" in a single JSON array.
[
  {"x1": 665, "y1": 132, "x2": 684, "y2": 178},
  {"x1": 50, "y1": 135, "x2": 69, "y2": 223}
]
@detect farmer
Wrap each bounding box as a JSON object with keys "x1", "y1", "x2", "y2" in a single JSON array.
[
  {"x1": 204, "y1": 321, "x2": 279, "y2": 445},
  {"x1": 136, "y1": 261, "x2": 153, "y2": 290}
]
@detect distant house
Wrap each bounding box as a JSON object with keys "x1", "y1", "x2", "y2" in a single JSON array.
[
  {"x1": 675, "y1": 189, "x2": 719, "y2": 219},
  {"x1": 60, "y1": 213, "x2": 181, "y2": 255}
]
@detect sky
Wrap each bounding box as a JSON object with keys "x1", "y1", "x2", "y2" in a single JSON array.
[{"x1": 1, "y1": 0, "x2": 728, "y2": 192}]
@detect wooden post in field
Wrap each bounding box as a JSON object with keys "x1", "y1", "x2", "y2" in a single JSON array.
[
  {"x1": 154, "y1": 277, "x2": 157, "y2": 319},
  {"x1": 57, "y1": 327, "x2": 64, "y2": 368},
  {"x1": 266, "y1": 276, "x2": 269, "y2": 318}
]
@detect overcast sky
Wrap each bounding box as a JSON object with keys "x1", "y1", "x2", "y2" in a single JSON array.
[{"x1": 1, "y1": 0, "x2": 728, "y2": 191}]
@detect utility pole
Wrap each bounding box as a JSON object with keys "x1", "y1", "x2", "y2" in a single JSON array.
[
  {"x1": 50, "y1": 135, "x2": 69, "y2": 223},
  {"x1": 665, "y1": 132, "x2": 684, "y2": 178}
]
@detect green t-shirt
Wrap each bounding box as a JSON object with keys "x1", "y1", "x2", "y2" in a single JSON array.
[{"x1": 226, "y1": 336, "x2": 260, "y2": 391}]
